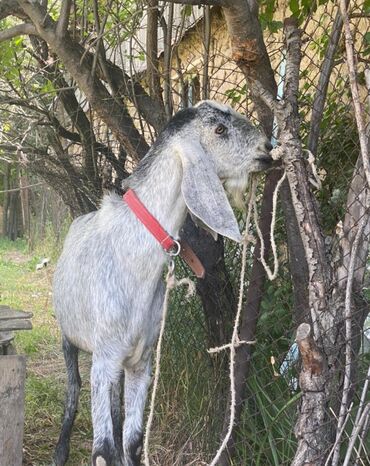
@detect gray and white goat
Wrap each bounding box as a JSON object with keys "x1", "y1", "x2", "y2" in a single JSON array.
[{"x1": 52, "y1": 100, "x2": 273, "y2": 466}]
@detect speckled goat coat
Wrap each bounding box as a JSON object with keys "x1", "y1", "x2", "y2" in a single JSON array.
[{"x1": 52, "y1": 100, "x2": 272, "y2": 466}]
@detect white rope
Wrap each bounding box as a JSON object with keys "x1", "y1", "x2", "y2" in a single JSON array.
[
  {"x1": 143, "y1": 264, "x2": 195, "y2": 466},
  {"x1": 208, "y1": 224, "x2": 250, "y2": 466},
  {"x1": 207, "y1": 177, "x2": 257, "y2": 466},
  {"x1": 208, "y1": 171, "x2": 286, "y2": 464},
  {"x1": 254, "y1": 170, "x2": 286, "y2": 281}
]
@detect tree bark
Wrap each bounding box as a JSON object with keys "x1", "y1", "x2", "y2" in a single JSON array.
[
  {"x1": 146, "y1": 0, "x2": 165, "y2": 117},
  {"x1": 292, "y1": 324, "x2": 329, "y2": 466},
  {"x1": 182, "y1": 216, "x2": 236, "y2": 349}
]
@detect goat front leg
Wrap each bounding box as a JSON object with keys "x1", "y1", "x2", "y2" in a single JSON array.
[
  {"x1": 54, "y1": 336, "x2": 81, "y2": 466},
  {"x1": 111, "y1": 372, "x2": 124, "y2": 460},
  {"x1": 91, "y1": 356, "x2": 122, "y2": 466},
  {"x1": 123, "y1": 357, "x2": 152, "y2": 466}
]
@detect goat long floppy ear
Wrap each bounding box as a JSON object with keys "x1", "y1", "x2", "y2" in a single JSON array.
[{"x1": 175, "y1": 140, "x2": 242, "y2": 243}]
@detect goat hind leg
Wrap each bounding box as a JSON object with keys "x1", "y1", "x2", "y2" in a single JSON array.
[
  {"x1": 91, "y1": 356, "x2": 122, "y2": 466},
  {"x1": 122, "y1": 357, "x2": 151, "y2": 466},
  {"x1": 53, "y1": 336, "x2": 81, "y2": 466}
]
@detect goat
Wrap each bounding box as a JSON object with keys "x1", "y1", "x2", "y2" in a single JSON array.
[{"x1": 52, "y1": 100, "x2": 273, "y2": 466}]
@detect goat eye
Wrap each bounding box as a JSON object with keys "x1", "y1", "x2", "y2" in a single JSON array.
[{"x1": 215, "y1": 124, "x2": 227, "y2": 135}]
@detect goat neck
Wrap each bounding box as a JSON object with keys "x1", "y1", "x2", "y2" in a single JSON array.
[{"x1": 126, "y1": 147, "x2": 187, "y2": 240}]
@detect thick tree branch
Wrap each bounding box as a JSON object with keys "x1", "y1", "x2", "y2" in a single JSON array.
[
  {"x1": 101, "y1": 58, "x2": 167, "y2": 132},
  {"x1": 56, "y1": 0, "x2": 72, "y2": 37},
  {"x1": 146, "y1": 1, "x2": 164, "y2": 112},
  {"x1": 282, "y1": 19, "x2": 330, "y2": 331},
  {"x1": 292, "y1": 323, "x2": 329, "y2": 466},
  {"x1": 0, "y1": 23, "x2": 37, "y2": 42},
  {"x1": 222, "y1": 0, "x2": 277, "y2": 134},
  {"x1": 0, "y1": 0, "x2": 24, "y2": 21}
]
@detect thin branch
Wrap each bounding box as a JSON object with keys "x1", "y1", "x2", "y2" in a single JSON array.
[
  {"x1": 354, "y1": 366, "x2": 370, "y2": 440},
  {"x1": 340, "y1": 0, "x2": 370, "y2": 190},
  {"x1": 0, "y1": 95, "x2": 48, "y2": 115},
  {"x1": 307, "y1": 3, "x2": 348, "y2": 155},
  {"x1": 161, "y1": 3, "x2": 174, "y2": 118},
  {"x1": 165, "y1": 0, "x2": 223, "y2": 5},
  {"x1": 0, "y1": 144, "x2": 47, "y2": 156},
  {"x1": 56, "y1": 0, "x2": 72, "y2": 37},
  {"x1": 342, "y1": 403, "x2": 370, "y2": 466},
  {"x1": 202, "y1": 5, "x2": 211, "y2": 100},
  {"x1": 0, "y1": 182, "x2": 45, "y2": 194},
  {"x1": 0, "y1": 23, "x2": 37, "y2": 43},
  {"x1": 331, "y1": 214, "x2": 368, "y2": 466}
]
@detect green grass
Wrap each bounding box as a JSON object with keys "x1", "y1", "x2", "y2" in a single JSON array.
[{"x1": 0, "y1": 236, "x2": 92, "y2": 466}]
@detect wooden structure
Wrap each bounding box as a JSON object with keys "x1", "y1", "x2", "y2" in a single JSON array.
[{"x1": 0, "y1": 305, "x2": 32, "y2": 466}]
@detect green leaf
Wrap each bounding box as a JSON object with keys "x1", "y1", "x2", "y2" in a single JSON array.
[
  {"x1": 182, "y1": 5, "x2": 192, "y2": 17},
  {"x1": 268, "y1": 20, "x2": 283, "y2": 33},
  {"x1": 365, "y1": 0, "x2": 370, "y2": 14},
  {"x1": 289, "y1": 0, "x2": 300, "y2": 16}
]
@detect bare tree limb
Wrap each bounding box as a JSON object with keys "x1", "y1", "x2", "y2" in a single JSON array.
[
  {"x1": 165, "y1": 0, "x2": 224, "y2": 5},
  {"x1": 343, "y1": 403, "x2": 370, "y2": 466},
  {"x1": 160, "y1": 3, "x2": 174, "y2": 118},
  {"x1": 202, "y1": 5, "x2": 211, "y2": 100},
  {"x1": 0, "y1": 95, "x2": 47, "y2": 115},
  {"x1": 307, "y1": 2, "x2": 348, "y2": 156},
  {"x1": 340, "y1": 0, "x2": 370, "y2": 190},
  {"x1": 56, "y1": 0, "x2": 72, "y2": 37},
  {"x1": 0, "y1": 23, "x2": 37, "y2": 42},
  {"x1": 331, "y1": 214, "x2": 369, "y2": 466},
  {"x1": 146, "y1": 0, "x2": 162, "y2": 106}
]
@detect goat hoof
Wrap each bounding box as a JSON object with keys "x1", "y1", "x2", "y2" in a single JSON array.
[
  {"x1": 53, "y1": 444, "x2": 69, "y2": 466},
  {"x1": 125, "y1": 432, "x2": 143, "y2": 466},
  {"x1": 94, "y1": 456, "x2": 107, "y2": 466},
  {"x1": 92, "y1": 438, "x2": 120, "y2": 466}
]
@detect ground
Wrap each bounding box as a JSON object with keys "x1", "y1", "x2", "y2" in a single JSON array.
[{"x1": 0, "y1": 238, "x2": 92, "y2": 466}]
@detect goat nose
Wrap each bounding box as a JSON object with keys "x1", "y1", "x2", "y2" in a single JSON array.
[{"x1": 265, "y1": 141, "x2": 273, "y2": 152}]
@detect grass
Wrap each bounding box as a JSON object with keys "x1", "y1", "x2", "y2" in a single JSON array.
[{"x1": 0, "y1": 236, "x2": 92, "y2": 466}]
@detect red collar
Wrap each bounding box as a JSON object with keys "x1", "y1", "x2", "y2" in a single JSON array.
[{"x1": 123, "y1": 189, "x2": 205, "y2": 278}]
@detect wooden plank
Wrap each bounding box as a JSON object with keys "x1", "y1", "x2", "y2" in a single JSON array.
[
  {"x1": 0, "y1": 308, "x2": 33, "y2": 320},
  {"x1": 0, "y1": 319, "x2": 32, "y2": 332},
  {"x1": 0, "y1": 355, "x2": 26, "y2": 466},
  {"x1": 0, "y1": 331, "x2": 14, "y2": 345}
]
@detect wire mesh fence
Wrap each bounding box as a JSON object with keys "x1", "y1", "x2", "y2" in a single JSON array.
[{"x1": 0, "y1": 1, "x2": 369, "y2": 465}]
